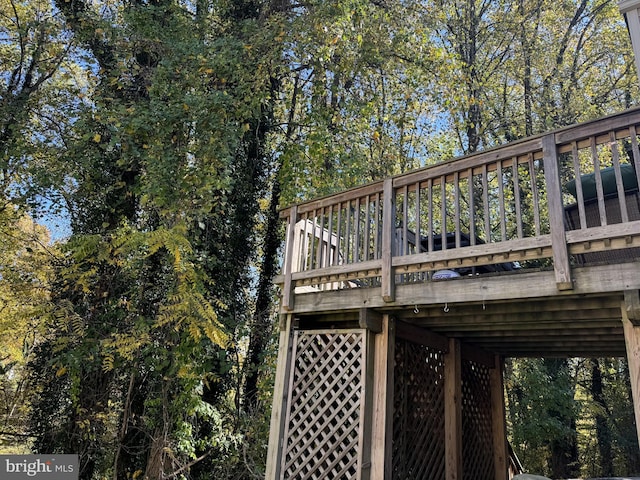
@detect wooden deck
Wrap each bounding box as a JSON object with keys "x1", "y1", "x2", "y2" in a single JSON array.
[{"x1": 276, "y1": 107, "x2": 640, "y2": 358}]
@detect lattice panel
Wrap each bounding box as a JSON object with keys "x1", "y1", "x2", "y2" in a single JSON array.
[
  {"x1": 461, "y1": 359, "x2": 494, "y2": 480},
  {"x1": 392, "y1": 338, "x2": 446, "y2": 480},
  {"x1": 281, "y1": 330, "x2": 365, "y2": 480}
]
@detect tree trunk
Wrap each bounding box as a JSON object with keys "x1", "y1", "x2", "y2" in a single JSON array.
[
  {"x1": 544, "y1": 358, "x2": 579, "y2": 479},
  {"x1": 590, "y1": 358, "x2": 614, "y2": 476}
]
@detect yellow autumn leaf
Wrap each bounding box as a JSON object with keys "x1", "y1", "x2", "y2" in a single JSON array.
[{"x1": 93, "y1": 133, "x2": 101, "y2": 143}]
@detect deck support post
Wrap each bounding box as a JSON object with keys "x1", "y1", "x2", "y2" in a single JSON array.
[
  {"x1": 282, "y1": 205, "x2": 298, "y2": 311},
  {"x1": 265, "y1": 314, "x2": 295, "y2": 480},
  {"x1": 490, "y1": 355, "x2": 508, "y2": 480},
  {"x1": 622, "y1": 299, "x2": 640, "y2": 447},
  {"x1": 542, "y1": 133, "x2": 573, "y2": 290},
  {"x1": 445, "y1": 338, "x2": 463, "y2": 480},
  {"x1": 382, "y1": 178, "x2": 395, "y2": 302},
  {"x1": 370, "y1": 315, "x2": 395, "y2": 480}
]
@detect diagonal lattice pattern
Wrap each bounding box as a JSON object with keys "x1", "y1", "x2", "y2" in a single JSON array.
[
  {"x1": 392, "y1": 338, "x2": 446, "y2": 480},
  {"x1": 462, "y1": 359, "x2": 494, "y2": 480},
  {"x1": 282, "y1": 330, "x2": 365, "y2": 480}
]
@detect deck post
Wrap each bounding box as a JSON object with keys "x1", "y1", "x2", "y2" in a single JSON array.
[
  {"x1": 382, "y1": 178, "x2": 396, "y2": 302},
  {"x1": 622, "y1": 295, "x2": 640, "y2": 447},
  {"x1": 445, "y1": 338, "x2": 463, "y2": 480},
  {"x1": 282, "y1": 205, "x2": 298, "y2": 311},
  {"x1": 265, "y1": 314, "x2": 295, "y2": 480},
  {"x1": 490, "y1": 355, "x2": 508, "y2": 480},
  {"x1": 542, "y1": 133, "x2": 573, "y2": 290},
  {"x1": 370, "y1": 315, "x2": 395, "y2": 480}
]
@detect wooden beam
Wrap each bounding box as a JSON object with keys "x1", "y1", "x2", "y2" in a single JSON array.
[
  {"x1": 370, "y1": 316, "x2": 395, "y2": 480},
  {"x1": 622, "y1": 304, "x2": 640, "y2": 448},
  {"x1": 542, "y1": 133, "x2": 573, "y2": 290},
  {"x1": 395, "y1": 320, "x2": 449, "y2": 352},
  {"x1": 461, "y1": 342, "x2": 495, "y2": 368},
  {"x1": 265, "y1": 314, "x2": 295, "y2": 480},
  {"x1": 381, "y1": 178, "x2": 395, "y2": 302},
  {"x1": 625, "y1": 290, "x2": 640, "y2": 326},
  {"x1": 491, "y1": 356, "x2": 508, "y2": 480},
  {"x1": 359, "y1": 308, "x2": 383, "y2": 334},
  {"x1": 445, "y1": 338, "x2": 462, "y2": 480},
  {"x1": 285, "y1": 263, "x2": 639, "y2": 316}
]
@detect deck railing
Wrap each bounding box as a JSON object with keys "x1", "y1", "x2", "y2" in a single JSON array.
[{"x1": 278, "y1": 108, "x2": 640, "y2": 310}]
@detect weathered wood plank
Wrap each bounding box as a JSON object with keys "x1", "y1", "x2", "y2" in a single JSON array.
[
  {"x1": 265, "y1": 315, "x2": 295, "y2": 480},
  {"x1": 491, "y1": 356, "x2": 508, "y2": 480},
  {"x1": 396, "y1": 320, "x2": 450, "y2": 351},
  {"x1": 528, "y1": 153, "x2": 541, "y2": 236},
  {"x1": 590, "y1": 136, "x2": 608, "y2": 226},
  {"x1": 543, "y1": 133, "x2": 573, "y2": 290},
  {"x1": 359, "y1": 330, "x2": 374, "y2": 480},
  {"x1": 554, "y1": 107, "x2": 640, "y2": 144},
  {"x1": 445, "y1": 338, "x2": 462, "y2": 480},
  {"x1": 394, "y1": 137, "x2": 543, "y2": 189},
  {"x1": 370, "y1": 316, "x2": 395, "y2": 480},
  {"x1": 359, "y1": 308, "x2": 383, "y2": 334},
  {"x1": 565, "y1": 219, "x2": 640, "y2": 244},
  {"x1": 622, "y1": 307, "x2": 640, "y2": 447},
  {"x1": 284, "y1": 263, "x2": 640, "y2": 315},
  {"x1": 282, "y1": 206, "x2": 298, "y2": 311},
  {"x1": 382, "y1": 178, "x2": 395, "y2": 302},
  {"x1": 625, "y1": 290, "x2": 640, "y2": 326},
  {"x1": 512, "y1": 157, "x2": 523, "y2": 239},
  {"x1": 391, "y1": 234, "x2": 553, "y2": 269},
  {"x1": 570, "y1": 142, "x2": 588, "y2": 229}
]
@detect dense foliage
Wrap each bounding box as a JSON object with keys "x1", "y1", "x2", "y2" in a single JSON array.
[{"x1": 1, "y1": 0, "x2": 639, "y2": 478}]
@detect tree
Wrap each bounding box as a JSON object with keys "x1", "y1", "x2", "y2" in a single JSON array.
[
  {"x1": 0, "y1": 211, "x2": 53, "y2": 452},
  {"x1": 26, "y1": 0, "x2": 285, "y2": 478}
]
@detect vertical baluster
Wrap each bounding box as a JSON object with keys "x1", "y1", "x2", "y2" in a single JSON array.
[
  {"x1": 571, "y1": 142, "x2": 587, "y2": 230},
  {"x1": 528, "y1": 153, "x2": 541, "y2": 236},
  {"x1": 326, "y1": 205, "x2": 334, "y2": 267},
  {"x1": 402, "y1": 185, "x2": 409, "y2": 255},
  {"x1": 512, "y1": 157, "x2": 523, "y2": 239},
  {"x1": 483, "y1": 164, "x2": 491, "y2": 242},
  {"x1": 354, "y1": 197, "x2": 361, "y2": 262},
  {"x1": 631, "y1": 125, "x2": 640, "y2": 192},
  {"x1": 497, "y1": 161, "x2": 506, "y2": 241},
  {"x1": 441, "y1": 176, "x2": 447, "y2": 250},
  {"x1": 454, "y1": 171, "x2": 461, "y2": 248},
  {"x1": 364, "y1": 195, "x2": 371, "y2": 261},
  {"x1": 610, "y1": 131, "x2": 629, "y2": 222},
  {"x1": 345, "y1": 201, "x2": 352, "y2": 263},
  {"x1": 428, "y1": 178, "x2": 434, "y2": 252},
  {"x1": 315, "y1": 208, "x2": 325, "y2": 271},
  {"x1": 468, "y1": 168, "x2": 476, "y2": 246},
  {"x1": 415, "y1": 182, "x2": 422, "y2": 254},
  {"x1": 299, "y1": 212, "x2": 309, "y2": 272},
  {"x1": 591, "y1": 136, "x2": 608, "y2": 226},
  {"x1": 374, "y1": 193, "x2": 381, "y2": 259},
  {"x1": 334, "y1": 203, "x2": 343, "y2": 266},
  {"x1": 309, "y1": 209, "x2": 317, "y2": 270}
]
